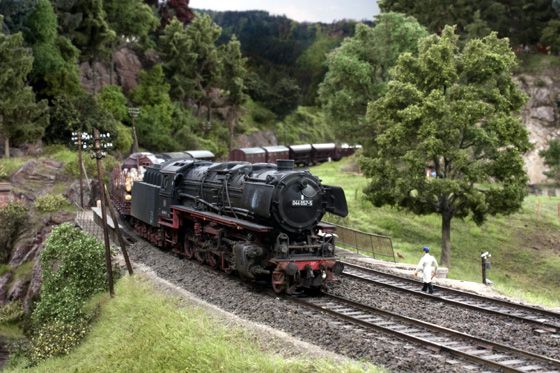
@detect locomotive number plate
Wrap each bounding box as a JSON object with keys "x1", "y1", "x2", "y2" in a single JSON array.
[{"x1": 292, "y1": 200, "x2": 313, "y2": 207}]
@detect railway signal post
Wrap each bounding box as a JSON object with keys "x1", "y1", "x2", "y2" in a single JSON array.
[{"x1": 92, "y1": 128, "x2": 115, "y2": 297}]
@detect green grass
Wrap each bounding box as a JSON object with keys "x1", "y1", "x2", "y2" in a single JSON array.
[
  {"x1": 515, "y1": 53, "x2": 560, "y2": 74},
  {"x1": 8, "y1": 276, "x2": 379, "y2": 373},
  {"x1": 0, "y1": 158, "x2": 27, "y2": 180},
  {"x1": 313, "y1": 158, "x2": 560, "y2": 307}
]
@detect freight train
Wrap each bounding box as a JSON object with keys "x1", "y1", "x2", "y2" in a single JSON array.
[{"x1": 111, "y1": 154, "x2": 349, "y2": 294}]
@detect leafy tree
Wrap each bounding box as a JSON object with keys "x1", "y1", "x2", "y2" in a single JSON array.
[
  {"x1": 220, "y1": 36, "x2": 248, "y2": 151},
  {"x1": 0, "y1": 22, "x2": 48, "y2": 157},
  {"x1": 540, "y1": 139, "x2": 560, "y2": 184},
  {"x1": 103, "y1": 0, "x2": 157, "y2": 42},
  {"x1": 465, "y1": 10, "x2": 492, "y2": 40},
  {"x1": 47, "y1": 94, "x2": 115, "y2": 144},
  {"x1": 130, "y1": 64, "x2": 179, "y2": 151},
  {"x1": 319, "y1": 13, "x2": 427, "y2": 142},
  {"x1": 24, "y1": 0, "x2": 81, "y2": 97},
  {"x1": 361, "y1": 26, "x2": 530, "y2": 267},
  {"x1": 130, "y1": 65, "x2": 171, "y2": 106},
  {"x1": 52, "y1": 0, "x2": 116, "y2": 92},
  {"x1": 159, "y1": 15, "x2": 221, "y2": 122},
  {"x1": 98, "y1": 85, "x2": 128, "y2": 122},
  {"x1": 540, "y1": 19, "x2": 560, "y2": 54},
  {"x1": 0, "y1": 0, "x2": 37, "y2": 34}
]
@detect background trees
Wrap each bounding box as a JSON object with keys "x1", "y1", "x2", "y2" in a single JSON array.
[
  {"x1": 361, "y1": 26, "x2": 530, "y2": 267},
  {"x1": 0, "y1": 21, "x2": 47, "y2": 157},
  {"x1": 319, "y1": 13, "x2": 427, "y2": 143},
  {"x1": 540, "y1": 140, "x2": 560, "y2": 184}
]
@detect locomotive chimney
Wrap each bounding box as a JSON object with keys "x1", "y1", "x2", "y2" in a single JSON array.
[{"x1": 276, "y1": 159, "x2": 294, "y2": 171}]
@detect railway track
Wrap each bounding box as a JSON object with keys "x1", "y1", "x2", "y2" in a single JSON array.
[
  {"x1": 293, "y1": 293, "x2": 560, "y2": 373},
  {"x1": 341, "y1": 261, "x2": 560, "y2": 332}
]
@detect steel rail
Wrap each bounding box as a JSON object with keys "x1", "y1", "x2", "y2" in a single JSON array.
[
  {"x1": 292, "y1": 293, "x2": 560, "y2": 373},
  {"x1": 341, "y1": 261, "x2": 560, "y2": 331}
]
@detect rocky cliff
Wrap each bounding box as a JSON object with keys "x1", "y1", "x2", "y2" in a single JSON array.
[{"x1": 517, "y1": 67, "x2": 560, "y2": 185}]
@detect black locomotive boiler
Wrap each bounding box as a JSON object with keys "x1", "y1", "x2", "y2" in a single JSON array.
[{"x1": 125, "y1": 158, "x2": 348, "y2": 293}]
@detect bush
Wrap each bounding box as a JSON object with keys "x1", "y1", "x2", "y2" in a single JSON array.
[
  {"x1": 0, "y1": 158, "x2": 26, "y2": 180},
  {"x1": 29, "y1": 223, "x2": 108, "y2": 361},
  {"x1": 29, "y1": 319, "x2": 89, "y2": 363},
  {"x1": 34, "y1": 194, "x2": 70, "y2": 213},
  {"x1": 0, "y1": 202, "x2": 29, "y2": 263},
  {"x1": 0, "y1": 301, "x2": 24, "y2": 324}
]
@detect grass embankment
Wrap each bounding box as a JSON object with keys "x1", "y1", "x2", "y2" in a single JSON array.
[
  {"x1": 9, "y1": 276, "x2": 377, "y2": 373},
  {"x1": 313, "y1": 158, "x2": 560, "y2": 307}
]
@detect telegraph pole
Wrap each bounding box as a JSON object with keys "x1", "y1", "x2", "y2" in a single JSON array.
[
  {"x1": 128, "y1": 107, "x2": 140, "y2": 153},
  {"x1": 92, "y1": 128, "x2": 115, "y2": 296},
  {"x1": 103, "y1": 184, "x2": 134, "y2": 275},
  {"x1": 71, "y1": 131, "x2": 89, "y2": 208}
]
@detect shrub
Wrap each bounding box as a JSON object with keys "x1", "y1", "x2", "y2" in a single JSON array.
[
  {"x1": 34, "y1": 194, "x2": 70, "y2": 213},
  {"x1": 0, "y1": 301, "x2": 24, "y2": 324},
  {"x1": 29, "y1": 223, "x2": 108, "y2": 361},
  {"x1": 29, "y1": 319, "x2": 89, "y2": 363},
  {"x1": 0, "y1": 202, "x2": 29, "y2": 263}
]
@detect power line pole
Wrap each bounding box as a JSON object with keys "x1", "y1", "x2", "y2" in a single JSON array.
[
  {"x1": 72, "y1": 131, "x2": 90, "y2": 208},
  {"x1": 92, "y1": 128, "x2": 115, "y2": 297},
  {"x1": 128, "y1": 107, "x2": 140, "y2": 153}
]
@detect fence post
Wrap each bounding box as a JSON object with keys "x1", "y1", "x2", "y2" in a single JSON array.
[{"x1": 353, "y1": 230, "x2": 358, "y2": 254}]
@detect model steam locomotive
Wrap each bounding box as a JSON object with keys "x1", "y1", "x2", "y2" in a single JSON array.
[{"x1": 113, "y1": 156, "x2": 348, "y2": 294}]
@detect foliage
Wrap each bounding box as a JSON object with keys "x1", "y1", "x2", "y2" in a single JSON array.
[
  {"x1": 0, "y1": 202, "x2": 29, "y2": 263},
  {"x1": 97, "y1": 85, "x2": 128, "y2": 122},
  {"x1": 46, "y1": 94, "x2": 116, "y2": 144},
  {"x1": 8, "y1": 277, "x2": 379, "y2": 372},
  {"x1": 28, "y1": 319, "x2": 89, "y2": 363},
  {"x1": 0, "y1": 23, "x2": 49, "y2": 156},
  {"x1": 278, "y1": 106, "x2": 335, "y2": 145},
  {"x1": 540, "y1": 19, "x2": 560, "y2": 54},
  {"x1": 103, "y1": 0, "x2": 157, "y2": 43},
  {"x1": 159, "y1": 15, "x2": 221, "y2": 110},
  {"x1": 0, "y1": 0, "x2": 38, "y2": 34},
  {"x1": 0, "y1": 300, "x2": 24, "y2": 324},
  {"x1": 464, "y1": 10, "x2": 492, "y2": 40},
  {"x1": 539, "y1": 139, "x2": 560, "y2": 184},
  {"x1": 29, "y1": 224, "x2": 107, "y2": 361},
  {"x1": 130, "y1": 65, "x2": 170, "y2": 106},
  {"x1": 34, "y1": 194, "x2": 70, "y2": 213},
  {"x1": 220, "y1": 36, "x2": 248, "y2": 150},
  {"x1": 24, "y1": 0, "x2": 81, "y2": 97},
  {"x1": 379, "y1": 0, "x2": 557, "y2": 45},
  {"x1": 361, "y1": 26, "x2": 530, "y2": 267},
  {"x1": 51, "y1": 0, "x2": 116, "y2": 63},
  {"x1": 319, "y1": 13, "x2": 428, "y2": 142},
  {"x1": 0, "y1": 157, "x2": 26, "y2": 180}
]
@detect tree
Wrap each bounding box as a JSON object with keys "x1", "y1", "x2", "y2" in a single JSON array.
[
  {"x1": 0, "y1": 0, "x2": 38, "y2": 34},
  {"x1": 220, "y1": 36, "x2": 248, "y2": 151},
  {"x1": 52, "y1": 0, "x2": 116, "y2": 92},
  {"x1": 540, "y1": 139, "x2": 560, "y2": 184},
  {"x1": 361, "y1": 26, "x2": 530, "y2": 267},
  {"x1": 24, "y1": 0, "x2": 81, "y2": 97},
  {"x1": 540, "y1": 19, "x2": 560, "y2": 54},
  {"x1": 104, "y1": 0, "x2": 157, "y2": 42},
  {"x1": 319, "y1": 13, "x2": 427, "y2": 142},
  {"x1": 0, "y1": 22, "x2": 48, "y2": 157},
  {"x1": 465, "y1": 10, "x2": 492, "y2": 40},
  {"x1": 159, "y1": 15, "x2": 221, "y2": 121}
]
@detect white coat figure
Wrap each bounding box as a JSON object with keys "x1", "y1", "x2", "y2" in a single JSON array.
[{"x1": 414, "y1": 246, "x2": 438, "y2": 294}]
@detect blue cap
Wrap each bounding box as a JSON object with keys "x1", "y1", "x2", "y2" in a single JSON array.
[{"x1": 422, "y1": 246, "x2": 430, "y2": 253}]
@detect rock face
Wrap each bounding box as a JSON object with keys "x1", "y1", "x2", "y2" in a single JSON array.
[
  {"x1": 234, "y1": 130, "x2": 278, "y2": 149},
  {"x1": 517, "y1": 73, "x2": 560, "y2": 184},
  {"x1": 79, "y1": 47, "x2": 142, "y2": 94}
]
